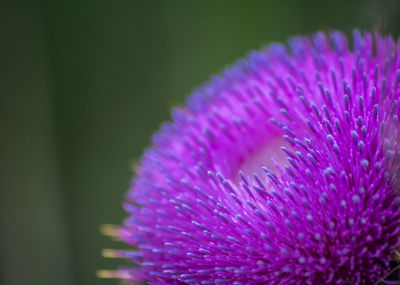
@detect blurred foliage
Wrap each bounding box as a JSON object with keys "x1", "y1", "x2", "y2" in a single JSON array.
[{"x1": 1, "y1": 0, "x2": 400, "y2": 285}]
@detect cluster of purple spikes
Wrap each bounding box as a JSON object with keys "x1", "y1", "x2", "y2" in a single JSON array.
[{"x1": 115, "y1": 31, "x2": 400, "y2": 284}]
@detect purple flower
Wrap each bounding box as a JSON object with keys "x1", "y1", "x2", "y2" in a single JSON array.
[{"x1": 105, "y1": 31, "x2": 400, "y2": 284}]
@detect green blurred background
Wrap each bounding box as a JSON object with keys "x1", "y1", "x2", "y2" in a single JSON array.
[{"x1": 1, "y1": 1, "x2": 400, "y2": 285}]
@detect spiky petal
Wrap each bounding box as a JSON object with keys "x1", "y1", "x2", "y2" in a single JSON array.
[{"x1": 117, "y1": 31, "x2": 400, "y2": 284}]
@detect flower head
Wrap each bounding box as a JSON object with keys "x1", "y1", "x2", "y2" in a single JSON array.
[{"x1": 107, "y1": 31, "x2": 400, "y2": 284}]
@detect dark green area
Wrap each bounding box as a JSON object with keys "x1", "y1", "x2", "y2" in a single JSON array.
[{"x1": 1, "y1": 1, "x2": 399, "y2": 284}]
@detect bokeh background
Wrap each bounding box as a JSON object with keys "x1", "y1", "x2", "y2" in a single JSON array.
[{"x1": 1, "y1": 1, "x2": 400, "y2": 285}]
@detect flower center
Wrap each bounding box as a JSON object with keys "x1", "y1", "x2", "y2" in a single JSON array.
[{"x1": 232, "y1": 136, "x2": 289, "y2": 184}]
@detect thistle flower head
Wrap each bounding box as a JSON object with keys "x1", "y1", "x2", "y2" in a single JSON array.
[{"x1": 107, "y1": 31, "x2": 400, "y2": 284}]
